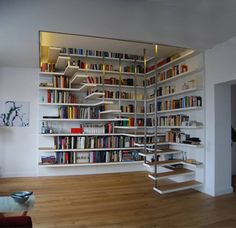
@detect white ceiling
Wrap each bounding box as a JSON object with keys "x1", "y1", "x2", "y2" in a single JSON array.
[{"x1": 1, "y1": 0, "x2": 236, "y2": 68}]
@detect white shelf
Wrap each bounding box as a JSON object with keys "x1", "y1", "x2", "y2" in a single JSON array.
[
  {"x1": 39, "y1": 87, "x2": 79, "y2": 92},
  {"x1": 148, "y1": 168, "x2": 195, "y2": 180},
  {"x1": 39, "y1": 102, "x2": 106, "y2": 107},
  {"x1": 120, "y1": 112, "x2": 144, "y2": 116},
  {"x1": 41, "y1": 118, "x2": 128, "y2": 122},
  {"x1": 153, "y1": 180, "x2": 202, "y2": 194},
  {"x1": 157, "y1": 106, "x2": 203, "y2": 114},
  {"x1": 55, "y1": 56, "x2": 69, "y2": 70},
  {"x1": 39, "y1": 160, "x2": 143, "y2": 168},
  {"x1": 39, "y1": 147, "x2": 144, "y2": 152},
  {"x1": 147, "y1": 50, "x2": 195, "y2": 77},
  {"x1": 71, "y1": 67, "x2": 145, "y2": 76},
  {"x1": 84, "y1": 92, "x2": 105, "y2": 100},
  {"x1": 100, "y1": 110, "x2": 121, "y2": 114},
  {"x1": 98, "y1": 98, "x2": 144, "y2": 102},
  {"x1": 146, "y1": 97, "x2": 155, "y2": 102},
  {"x1": 157, "y1": 126, "x2": 203, "y2": 129},
  {"x1": 60, "y1": 53, "x2": 144, "y2": 63},
  {"x1": 39, "y1": 100, "x2": 113, "y2": 107},
  {"x1": 64, "y1": 65, "x2": 80, "y2": 77},
  {"x1": 39, "y1": 84, "x2": 96, "y2": 92},
  {"x1": 157, "y1": 68, "x2": 201, "y2": 86},
  {"x1": 168, "y1": 142, "x2": 204, "y2": 148},
  {"x1": 40, "y1": 71, "x2": 64, "y2": 76},
  {"x1": 39, "y1": 133, "x2": 121, "y2": 137},
  {"x1": 96, "y1": 84, "x2": 144, "y2": 89},
  {"x1": 157, "y1": 87, "x2": 201, "y2": 100},
  {"x1": 114, "y1": 126, "x2": 138, "y2": 130},
  {"x1": 48, "y1": 47, "x2": 61, "y2": 63}
]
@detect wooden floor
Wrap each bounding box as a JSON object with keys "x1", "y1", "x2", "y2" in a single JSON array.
[{"x1": 1, "y1": 172, "x2": 236, "y2": 228}]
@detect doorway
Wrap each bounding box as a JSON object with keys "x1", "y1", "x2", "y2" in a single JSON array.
[{"x1": 231, "y1": 84, "x2": 236, "y2": 192}]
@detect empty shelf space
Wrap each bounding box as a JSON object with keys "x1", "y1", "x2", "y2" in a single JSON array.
[{"x1": 144, "y1": 159, "x2": 183, "y2": 167}]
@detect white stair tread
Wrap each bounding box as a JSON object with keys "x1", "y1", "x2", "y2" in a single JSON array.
[{"x1": 153, "y1": 180, "x2": 202, "y2": 194}]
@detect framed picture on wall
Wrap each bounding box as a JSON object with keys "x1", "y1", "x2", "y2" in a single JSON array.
[{"x1": 0, "y1": 101, "x2": 30, "y2": 127}]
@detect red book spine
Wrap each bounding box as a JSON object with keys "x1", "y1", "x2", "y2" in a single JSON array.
[{"x1": 47, "y1": 90, "x2": 51, "y2": 103}]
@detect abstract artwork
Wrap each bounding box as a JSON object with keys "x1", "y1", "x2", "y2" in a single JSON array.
[{"x1": 0, "y1": 101, "x2": 29, "y2": 127}]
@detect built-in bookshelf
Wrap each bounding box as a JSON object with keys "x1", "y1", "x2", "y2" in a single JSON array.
[
  {"x1": 39, "y1": 39, "x2": 148, "y2": 169},
  {"x1": 39, "y1": 32, "x2": 205, "y2": 194},
  {"x1": 137, "y1": 48, "x2": 205, "y2": 194}
]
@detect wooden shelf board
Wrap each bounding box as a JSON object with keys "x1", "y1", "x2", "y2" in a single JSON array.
[
  {"x1": 153, "y1": 180, "x2": 202, "y2": 194},
  {"x1": 148, "y1": 167, "x2": 195, "y2": 180},
  {"x1": 39, "y1": 160, "x2": 143, "y2": 168}
]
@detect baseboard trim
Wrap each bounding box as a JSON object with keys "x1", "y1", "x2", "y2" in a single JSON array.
[{"x1": 215, "y1": 186, "x2": 233, "y2": 196}]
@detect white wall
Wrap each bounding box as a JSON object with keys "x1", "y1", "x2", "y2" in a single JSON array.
[
  {"x1": 205, "y1": 36, "x2": 236, "y2": 196},
  {"x1": 0, "y1": 67, "x2": 38, "y2": 177},
  {"x1": 0, "y1": 67, "x2": 144, "y2": 177},
  {"x1": 231, "y1": 85, "x2": 236, "y2": 175}
]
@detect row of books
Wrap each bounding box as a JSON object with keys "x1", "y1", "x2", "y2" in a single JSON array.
[
  {"x1": 60, "y1": 47, "x2": 144, "y2": 61},
  {"x1": 41, "y1": 151, "x2": 142, "y2": 165},
  {"x1": 70, "y1": 59, "x2": 143, "y2": 73},
  {"x1": 41, "y1": 62, "x2": 55, "y2": 72},
  {"x1": 58, "y1": 107, "x2": 100, "y2": 119},
  {"x1": 158, "y1": 114, "x2": 189, "y2": 127},
  {"x1": 157, "y1": 96, "x2": 202, "y2": 111},
  {"x1": 157, "y1": 86, "x2": 176, "y2": 97},
  {"x1": 116, "y1": 118, "x2": 145, "y2": 127},
  {"x1": 52, "y1": 75, "x2": 70, "y2": 88},
  {"x1": 46, "y1": 91, "x2": 76, "y2": 104},
  {"x1": 53, "y1": 136, "x2": 135, "y2": 150},
  {"x1": 157, "y1": 64, "x2": 188, "y2": 82},
  {"x1": 123, "y1": 65, "x2": 144, "y2": 73},
  {"x1": 165, "y1": 130, "x2": 201, "y2": 145},
  {"x1": 83, "y1": 123, "x2": 114, "y2": 134},
  {"x1": 146, "y1": 54, "x2": 181, "y2": 72}
]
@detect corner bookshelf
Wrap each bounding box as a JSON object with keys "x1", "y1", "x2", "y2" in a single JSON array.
[
  {"x1": 39, "y1": 32, "x2": 205, "y2": 194},
  {"x1": 138, "y1": 47, "x2": 205, "y2": 194}
]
